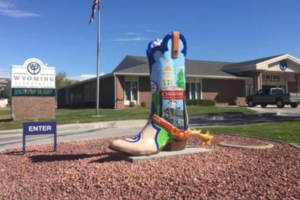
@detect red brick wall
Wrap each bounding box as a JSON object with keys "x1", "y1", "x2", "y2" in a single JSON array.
[
  {"x1": 139, "y1": 76, "x2": 151, "y2": 107},
  {"x1": 288, "y1": 81, "x2": 298, "y2": 93},
  {"x1": 202, "y1": 79, "x2": 246, "y2": 105},
  {"x1": 12, "y1": 97, "x2": 55, "y2": 119},
  {"x1": 116, "y1": 76, "x2": 125, "y2": 109},
  {"x1": 99, "y1": 76, "x2": 114, "y2": 108}
]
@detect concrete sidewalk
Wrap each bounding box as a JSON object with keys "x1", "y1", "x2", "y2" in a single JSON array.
[{"x1": 0, "y1": 119, "x2": 147, "y2": 136}]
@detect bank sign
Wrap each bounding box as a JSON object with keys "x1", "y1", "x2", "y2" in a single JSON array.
[{"x1": 11, "y1": 58, "x2": 55, "y2": 89}]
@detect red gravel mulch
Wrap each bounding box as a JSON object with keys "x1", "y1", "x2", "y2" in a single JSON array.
[{"x1": 0, "y1": 134, "x2": 299, "y2": 199}]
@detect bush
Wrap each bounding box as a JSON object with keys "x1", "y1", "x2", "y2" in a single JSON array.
[
  {"x1": 232, "y1": 100, "x2": 238, "y2": 105},
  {"x1": 186, "y1": 100, "x2": 195, "y2": 106},
  {"x1": 141, "y1": 102, "x2": 147, "y2": 107},
  {"x1": 186, "y1": 99, "x2": 215, "y2": 106},
  {"x1": 130, "y1": 102, "x2": 136, "y2": 107}
]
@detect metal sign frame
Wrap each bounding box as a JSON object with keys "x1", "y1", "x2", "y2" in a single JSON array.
[{"x1": 23, "y1": 121, "x2": 57, "y2": 154}]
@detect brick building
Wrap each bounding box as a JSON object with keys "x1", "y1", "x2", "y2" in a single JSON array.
[{"x1": 57, "y1": 54, "x2": 300, "y2": 109}]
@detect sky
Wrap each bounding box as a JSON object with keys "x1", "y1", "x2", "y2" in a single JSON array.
[{"x1": 1, "y1": 0, "x2": 300, "y2": 80}]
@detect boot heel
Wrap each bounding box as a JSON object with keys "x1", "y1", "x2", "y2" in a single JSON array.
[{"x1": 162, "y1": 139, "x2": 187, "y2": 151}]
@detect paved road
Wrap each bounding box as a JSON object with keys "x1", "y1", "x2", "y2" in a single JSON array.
[{"x1": 0, "y1": 127, "x2": 143, "y2": 152}]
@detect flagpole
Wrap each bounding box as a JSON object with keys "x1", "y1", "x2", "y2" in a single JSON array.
[{"x1": 96, "y1": 0, "x2": 101, "y2": 115}]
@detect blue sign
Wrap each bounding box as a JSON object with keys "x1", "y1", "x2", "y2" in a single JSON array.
[
  {"x1": 280, "y1": 60, "x2": 288, "y2": 71},
  {"x1": 23, "y1": 121, "x2": 57, "y2": 154}
]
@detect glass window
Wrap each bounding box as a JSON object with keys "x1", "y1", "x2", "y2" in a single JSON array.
[
  {"x1": 250, "y1": 85, "x2": 254, "y2": 95},
  {"x1": 278, "y1": 85, "x2": 286, "y2": 93},
  {"x1": 185, "y1": 83, "x2": 190, "y2": 100},
  {"x1": 257, "y1": 90, "x2": 264, "y2": 95},
  {"x1": 84, "y1": 84, "x2": 91, "y2": 102},
  {"x1": 91, "y1": 82, "x2": 96, "y2": 101},
  {"x1": 272, "y1": 88, "x2": 284, "y2": 94},
  {"x1": 125, "y1": 82, "x2": 131, "y2": 101},
  {"x1": 196, "y1": 83, "x2": 201, "y2": 99},
  {"x1": 191, "y1": 83, "x2": 196, "y2": 100},
  {"x1": 131, "y1": 82, "x2": 137, "y2": 101},
  {"x1": 246, "y1": 84, "x2": 254, "y2": 96}
]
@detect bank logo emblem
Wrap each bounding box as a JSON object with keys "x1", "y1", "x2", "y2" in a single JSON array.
[
  {"x1": 279, "y1": 60, "x2": 288, "y2": 71},
  {"x1": 27, "y1": 62, "x2": 41, "y2": 75}
]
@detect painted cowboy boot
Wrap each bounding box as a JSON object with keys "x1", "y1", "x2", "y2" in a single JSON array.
[{"x1": 109, "y1": 32, "x2": 212, "y2": 156}]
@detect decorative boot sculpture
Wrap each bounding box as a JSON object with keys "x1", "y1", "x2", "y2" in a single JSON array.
[{"x1": 109, "y1": 31, "x2": 213, "y2": 156}]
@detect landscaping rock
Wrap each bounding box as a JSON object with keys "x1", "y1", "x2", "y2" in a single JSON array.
[{"x1": 0, "y1": 135, "x2": 299, "y2": 199}]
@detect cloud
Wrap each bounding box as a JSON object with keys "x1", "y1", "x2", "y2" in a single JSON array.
[
  {"x1": 111, "y1": 36, "x2": 148, "y2": 42},
  {"x1": 0, "y1": 0, "x2": 39, "y2": 18},
  {"x1": 69, "y1": 73, "x2": 105, "y2": 81},
  {"x1": 122, "y1": 32, "x2": 140, "y2": 35},
  {"x1": 0, "y1": 1, "x2": 12, "y2": 8},
  {"x1": 145, "y1": 29, "x2": 159, "y2": 33}
]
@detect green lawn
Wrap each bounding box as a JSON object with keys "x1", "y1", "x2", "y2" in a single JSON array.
[
  {"x1": 0, "y1": 106, "x2": 255, "y2": 131},
  {"x1": 209, "y1": 121, "x2": 300, "y2": 146}
]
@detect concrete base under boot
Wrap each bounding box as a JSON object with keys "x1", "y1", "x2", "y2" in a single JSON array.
[{"x1": 111, "y1": 145, "x2": 213, "y2": 163}]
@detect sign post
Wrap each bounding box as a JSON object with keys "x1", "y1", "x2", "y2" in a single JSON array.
[{"x1": 23, "y1": 121, "x2": 57, "y2": 154}]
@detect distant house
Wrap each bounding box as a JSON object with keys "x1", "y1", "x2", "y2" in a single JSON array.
[
  {"x1": 0, "y1": 78, "x2": 10, "y2": 93},
  {"x1": 57, "y1": 54, "x2": 300, "y2": 109}
]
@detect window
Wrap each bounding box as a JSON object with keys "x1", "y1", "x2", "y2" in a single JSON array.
[
  {"x1": 131, "y1": 82, "x2": 137, "y2": 101},
  {"x1": 272, "y1": 88, "x2": 284, "y2": 94},
  {"x1": 246, "y1": 84, "x2": 254, "y2": 96},
  {"x1": 191, "y1": 83, "x2": 196, "y2": 100},
  {"x1": 125, "y1": 82, "x2": 131, "y2": 101},
  {"x1": 91, "y1": 82, "x2": 96, "y2": 101},
  {"x1": 84, "y1": 84, "x2": 91, "y2": 102},
  {"x1": 196, "y1": 83, "x2": 201, "y2": 99},
  {"x1": 125, "y1": 81, "x2": 138, "y2": 102},
  {"x1": 278, "y1": 85, "x2": 286, "y2": 92},
  {"x1": 185, "y1": 82, "x2": 202, "y2": 100},
  {"x1": 185, "y1": 83, "x2": 190, "y2": 99},
  {"x1": 257, "y1": 90, "x2": 264, "y2": 95}
]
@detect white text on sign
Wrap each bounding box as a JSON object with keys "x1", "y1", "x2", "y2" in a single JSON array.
[{"x1": 29, "y1": 126, "x2": 52, "y2": 132}]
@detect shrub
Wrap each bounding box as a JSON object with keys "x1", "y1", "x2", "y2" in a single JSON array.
[
  {"x1": 141, "y1": 102, "x2": 147, "y2": 107},
  {"x1": 232, "y1": 100, "x2": 238, "y2": 105},
  {"x1": 130, "y1": 102, "x2": 136, "y2": 107},
  {"x1": 186, "y1": 99, "x2": 216, "y2": 106},
  {"x1": 186, "y1": 100, "x2": 195, "y2": 106}
]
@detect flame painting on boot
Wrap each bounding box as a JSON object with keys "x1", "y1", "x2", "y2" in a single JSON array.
[{"x1": 109, "y1": 31, "x2": 213, "y2": 156}]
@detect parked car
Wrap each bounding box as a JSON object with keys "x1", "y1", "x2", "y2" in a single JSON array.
[{"x1": 246, "y1": 88, "x2": 300, "y2": 108}]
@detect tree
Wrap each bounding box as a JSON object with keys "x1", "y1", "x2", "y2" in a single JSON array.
[
  {"x1": 55, "y1": 72, "x2": 72, "y2": 100},
  {"x1": 56, "y1": 72, "x2": 71, "y2": 89},
  {"x1": 176, "y1": 69, "x2": 185, "y2": 89},
  {"x1": 0, "y1": 88, "x2": 10, "y2": 99}
]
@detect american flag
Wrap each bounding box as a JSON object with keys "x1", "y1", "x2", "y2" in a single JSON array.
[{"x1": 89, "y1": 0, "x2": 99, "y2": 24}]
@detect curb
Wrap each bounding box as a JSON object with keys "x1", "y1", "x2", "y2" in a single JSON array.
[{"x1": 0, "y1": 120, "x2": 147, "y2": 135}]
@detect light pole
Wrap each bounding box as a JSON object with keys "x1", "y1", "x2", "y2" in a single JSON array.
[{"x1": 96, "y1": 1, "x2": 101, "y2": 115}]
